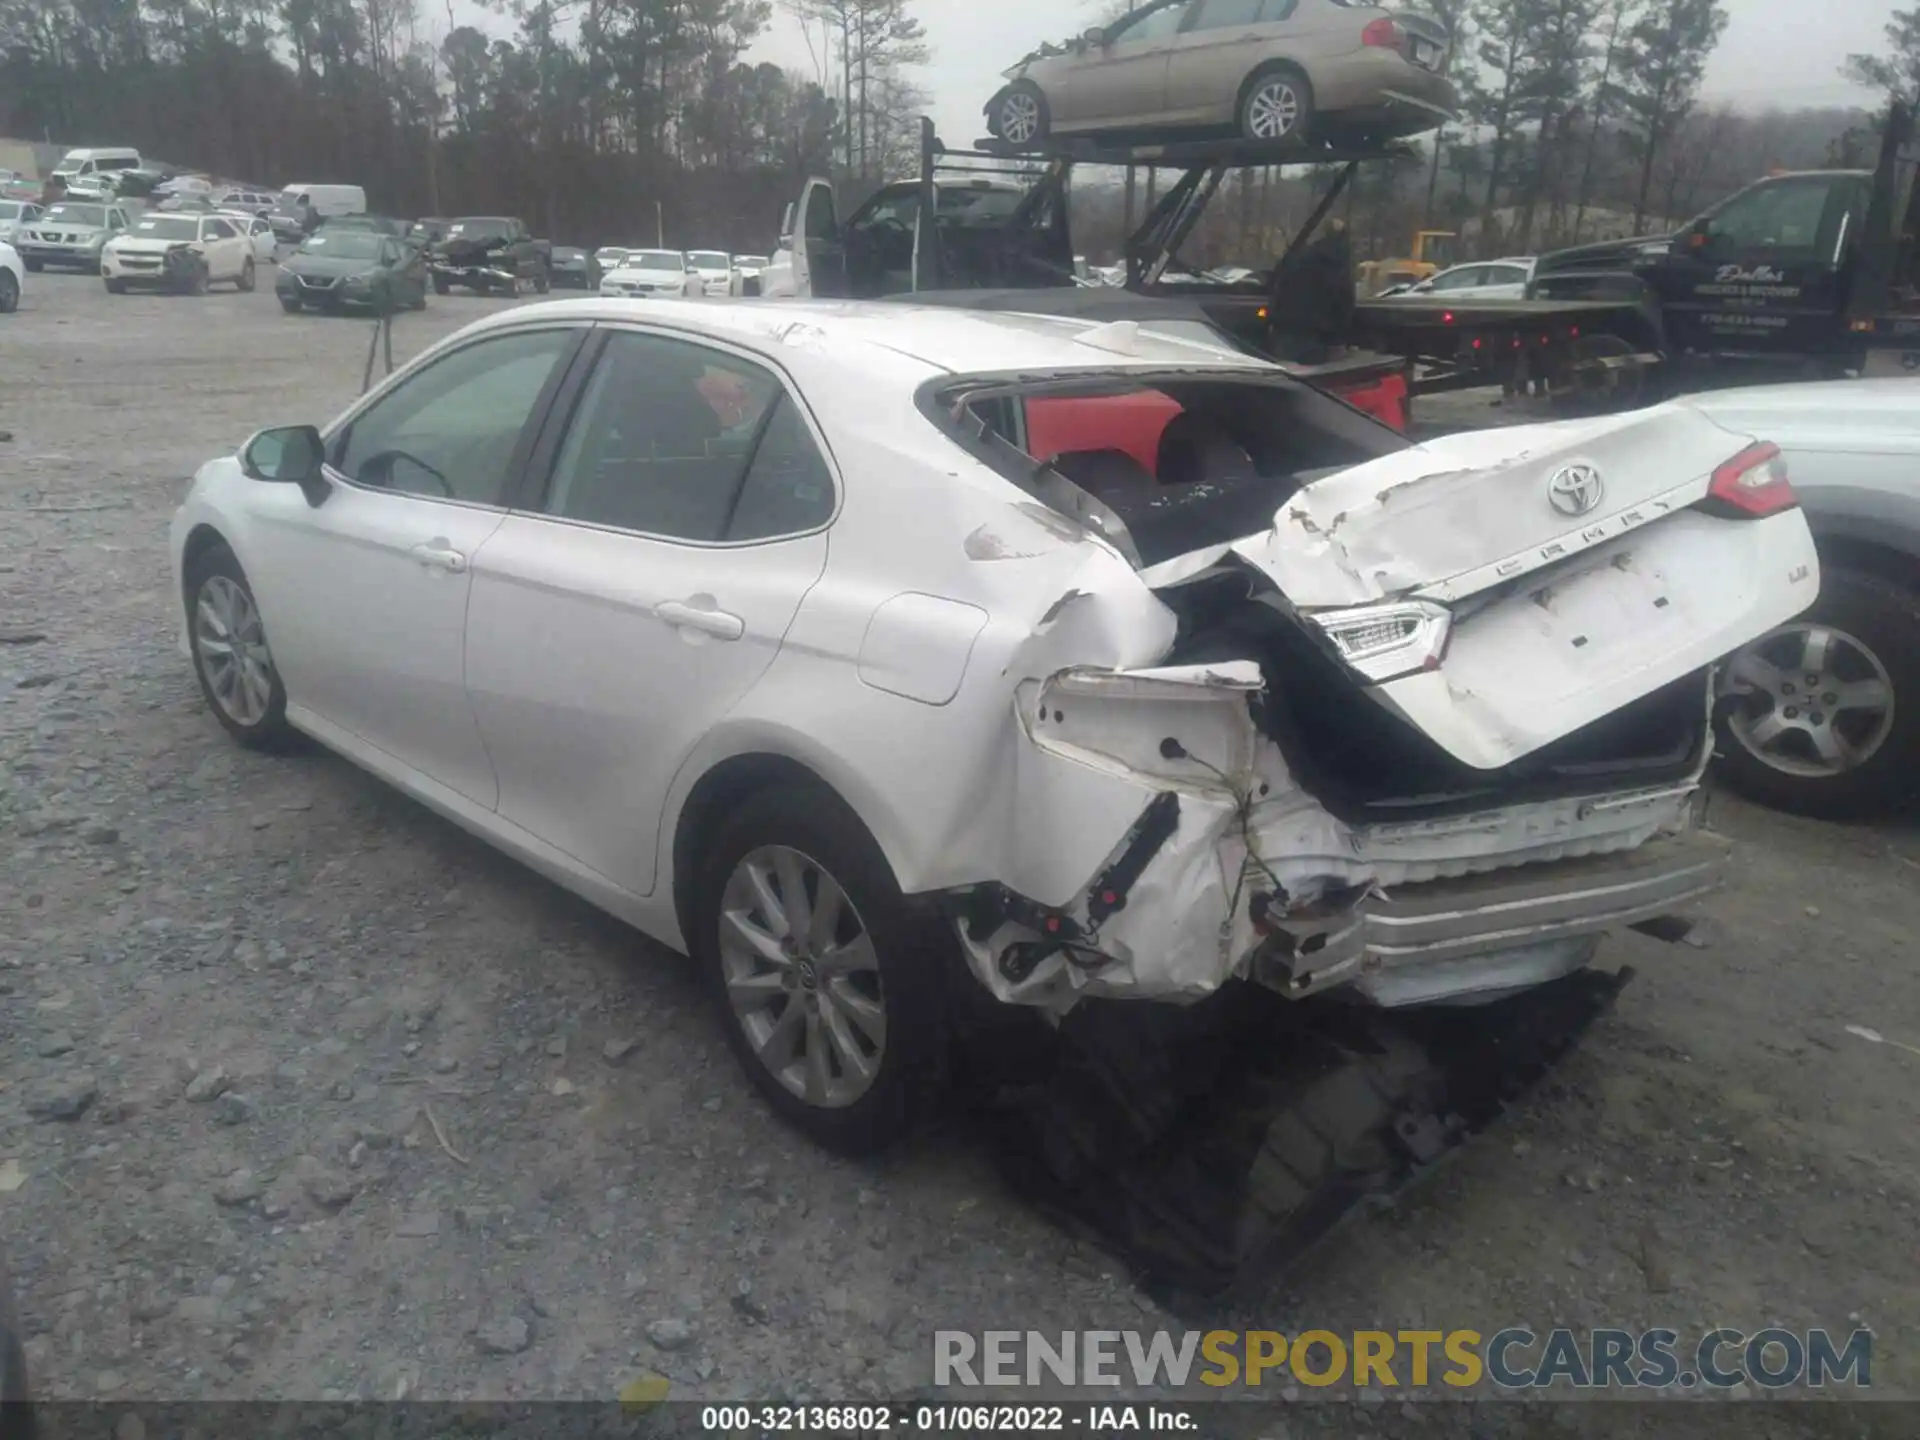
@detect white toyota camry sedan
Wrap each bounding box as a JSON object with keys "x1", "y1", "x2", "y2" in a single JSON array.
[{"x1": 171, "y1": 298, "x2": 1818, "y2": 1153}]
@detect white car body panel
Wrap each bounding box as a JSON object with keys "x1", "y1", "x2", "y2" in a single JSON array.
[
  {"x1": 170, "y1": 299, "x2": 1813, "y2": 1016},
  {"x1": 220, "y1": 212, "x2": 278, "y2": 262}
]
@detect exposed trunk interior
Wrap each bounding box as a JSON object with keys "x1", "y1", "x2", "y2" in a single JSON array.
[{"x1": 1159, "y1": 564, "x2": 1709, "y2": 823}]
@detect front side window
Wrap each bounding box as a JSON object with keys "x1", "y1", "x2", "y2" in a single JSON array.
[
  {"x1": 1112, "y1": 1, "x2": 1190, "y2": 44},
  {"x1": 1703, "y1": 177, "x2": 1836, "y2": 256},
  {"x1": 539, "y1": 331, "x2": 832, "y2": 543},
  {"x1": 332, "y1": 328, "x2": 576, "y2": 504}
]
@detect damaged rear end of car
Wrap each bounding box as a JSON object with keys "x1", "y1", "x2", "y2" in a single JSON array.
[
  {"x1": 911, "y1": 364, "x2": 1817, "y2": 1292},
  {"x1": 921, "y1": 366, "x2": 1817, "y2": 1019}
]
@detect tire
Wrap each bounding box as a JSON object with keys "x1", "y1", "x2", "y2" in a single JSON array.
[
  {"x1": 991, "y1": 82, "x2": 1051, "y2": 148},
  {"x1": 184, "y1": 542, "x2": 297, "y2": 751},
  {"x1": 0, "y1": 271, "x2": 16, "y2": 314},
  {"x1": 1239, "y1": 66, "x2": 1315, "y2": 144},
  {"x1": 533, "y1": 264, "x2": 549, "y2": 295},
  {"x1": 1713, "y1": 565, "x2": 1920, "y2": 820},
  {"x1": 0, "y1": 1247, "x2": 33, "y2": 1436},
  {"x1": 279, "y1": 296, "x2": 302, "y2": 314},
  {"x1": 104, "y1": 278, "x2": 126, "y2": 295},
  {"x1": 237, "y1": 257, "x2": 256, "y2": 292},
  {"x1": 23, "y1": 258, "x2": 42, "y2": 273},
  {"x1": 432, "y1": 274, "x2": 451, "y2": 296},
  {"x1": 694, "y1": 784, "x2": 949, "y2": 1154}
]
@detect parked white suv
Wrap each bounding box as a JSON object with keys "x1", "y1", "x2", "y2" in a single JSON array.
[{"x1": 102, "y1": 212, "x2": 257, "y2": 294}]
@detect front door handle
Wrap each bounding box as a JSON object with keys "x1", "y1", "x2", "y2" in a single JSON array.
[
  {"x1": 409, "y1": 542, "x2": 468, "y2": 573},
  {"x1": 656, "y1": 599, "x2": 745, "y2": 641}
]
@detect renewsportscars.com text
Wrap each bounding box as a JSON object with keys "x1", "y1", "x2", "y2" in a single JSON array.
[{"x1": 933, "y1": 1328, "x2": 1872, "y2": 1392}]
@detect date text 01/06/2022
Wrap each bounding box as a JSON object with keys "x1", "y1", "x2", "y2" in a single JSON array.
[{"x1": 697, "y1": 1405, "x2": 1197, "y2": 1432}]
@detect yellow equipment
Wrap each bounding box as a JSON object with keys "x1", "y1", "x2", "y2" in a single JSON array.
[{"x1": 1356, "y1": 229, "x2": 1457, "y2": 296}]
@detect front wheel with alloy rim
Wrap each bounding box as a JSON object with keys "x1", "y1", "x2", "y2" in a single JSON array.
[
  {"x1": 237, "y1": 258, "x2": 256, "y2": 292},
  {"x1": 991, "y1": 83, "x2": 1050, "y2": 147},
  {"x1": 0, "y1": 271, "x2": 16, "y2": 313},
  {"x1": 185, "y1": 543, "x2": 297, "y2": 750},
  {"x1": 1239, "y1": 68, "x2": 1314, "y2": 143},
  {"x1": 696, "y1": 785, "x2": 948, "y2": 1154},
  {"x1": 1714, "y1": 565, "x2": 1920, "y2": 819}
]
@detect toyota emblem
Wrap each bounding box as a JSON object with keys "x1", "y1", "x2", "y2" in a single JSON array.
[{"x1": 1547, "y1": 463, "x2": 1605, "y2": 517}]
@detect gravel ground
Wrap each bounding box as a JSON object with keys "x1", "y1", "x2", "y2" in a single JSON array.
[{"x1": 1, "y1": 270, "x2": 1918, "y2": 1418}]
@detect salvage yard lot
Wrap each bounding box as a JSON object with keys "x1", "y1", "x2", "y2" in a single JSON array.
[{"x1": 2, "y1": 271, "x2": 1919, "y2": 1416}]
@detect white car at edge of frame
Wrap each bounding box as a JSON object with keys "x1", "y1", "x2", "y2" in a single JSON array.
[{"x1": 169, "y1": 298, "x2": 1818, "y2": 1155}]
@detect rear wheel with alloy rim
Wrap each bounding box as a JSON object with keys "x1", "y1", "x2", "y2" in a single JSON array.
[
  {"x1": 185, "y1": 543, "x2": 297, "y2": 750},
  {"x1": 1714, "y1": 566, "x2": 1920, "y2": 819},
  {"x1": 696, "y1": 785, "x2": 948, "y2": 1153},
  {"x1": 1239, "y1": 68, "x2": 1313, "y2": 143}
]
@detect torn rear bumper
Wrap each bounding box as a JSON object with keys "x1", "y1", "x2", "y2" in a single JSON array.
[{"x1": 1250, "y1": 827, "x2": 1727, "y2": 1005}]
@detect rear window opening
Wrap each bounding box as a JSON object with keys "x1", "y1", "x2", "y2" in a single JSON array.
[{"x1": 921, "y1": 370, "x2": 1407, "y2": 567}]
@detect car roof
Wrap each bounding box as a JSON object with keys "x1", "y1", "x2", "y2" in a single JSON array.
[{"x1": 456, "y1": 297, "x2": 1278, "y2": 384}]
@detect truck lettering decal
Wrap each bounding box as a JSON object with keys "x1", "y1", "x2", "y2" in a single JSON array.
[{"x1": 1715, "y1": 263, "x2": 1787, "y2": 283}]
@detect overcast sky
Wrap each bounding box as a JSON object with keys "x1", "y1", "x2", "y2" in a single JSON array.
[{"x1": 448, "y1": 0, "x2": 1903, "y2": 145}]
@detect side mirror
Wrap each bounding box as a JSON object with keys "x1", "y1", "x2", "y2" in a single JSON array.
[
  {"x1": 241, "y1": 426, "x2": 329, "y2": 506},
  {"x1": 1684, "y1": 220, "x2": 1713, "y2": 253},
  {"x1": 1083, "y1": 26, "x2": 1107, "y2": 45}
]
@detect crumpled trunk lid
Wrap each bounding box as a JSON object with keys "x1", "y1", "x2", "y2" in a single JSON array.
[
  {"x1": 1216, "y1": 404, "x2": 1822, "y2": 771},
  {"x1": 1233, "y1": 405, "x2": 1752, "y2": 608}
]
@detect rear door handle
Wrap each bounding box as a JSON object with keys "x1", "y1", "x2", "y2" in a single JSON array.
[
  {"x1": 656, "y1": 599, "x2": 745, "y2": 641},
  {"x1": 409, "y1": 542, "x2": 468, "y2": 573}
]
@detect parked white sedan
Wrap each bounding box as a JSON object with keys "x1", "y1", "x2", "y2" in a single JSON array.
[
  {"x1": 170, "y1": 300, "x2": 1816, "y2": 1152},
  {"x1": 1383, "y1": 257, "x2": 1536, "y2": 300},
  {"x1": 220, "y1": 211, "x2": 279, "y2": 264},
  {"x1": 599, "y1": 249, "x2": 702, "y2": 297}
]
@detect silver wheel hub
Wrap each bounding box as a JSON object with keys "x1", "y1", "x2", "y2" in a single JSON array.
[
  {"x1": 193, "y1": 574, "x2": 276, "y2": 727},
  {"x1": 1721, "y1": 623, "x2": 1895, "y2": 779},
  {"x1": 718, "y1": 845, "x2": 887, "y2": 1110},
  {"x1": 1249, "y1": 82, "x2": 1299, "y2": 139},
  {"x1": 1001, "y1": 93, "x2": 1040, "y2": 143}
]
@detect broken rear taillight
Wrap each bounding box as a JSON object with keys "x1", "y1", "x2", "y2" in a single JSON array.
[
  {"x1": 1309, "y1": 599, "x2": 1452, "y2": 684},
  {"x1": 1706, "y1": 441, "x2": 1796, "y2": 518}
]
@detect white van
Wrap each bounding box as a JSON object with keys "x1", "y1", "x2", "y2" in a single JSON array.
[
  {"x1": 280, "y1": 184, "x2": 365, "y2": 218},
  {"x1": 51, "y1": 148, "x2": 143, "y2": 182}
]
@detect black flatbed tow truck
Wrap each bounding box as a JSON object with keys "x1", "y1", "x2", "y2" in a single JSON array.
[{"x1": 783, "y1": 105, "x2": 1918, "y2": 412}]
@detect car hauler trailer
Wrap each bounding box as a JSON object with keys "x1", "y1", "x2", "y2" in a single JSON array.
[{"x1": 772, "y1": 106, "x2": 1917, "y2": 414}]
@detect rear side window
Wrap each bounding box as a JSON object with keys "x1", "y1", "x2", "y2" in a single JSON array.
[{"x1": 538, "y1": 330, "x2": 834, "y2": 544}]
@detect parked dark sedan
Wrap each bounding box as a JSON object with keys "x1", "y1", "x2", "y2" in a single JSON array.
[
  {"x1": 276, "y1": 229, "x2": 428, "y2": 313},
  {"x1": 548, "y1": 246, "x2": 601, "y2": 289}
]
